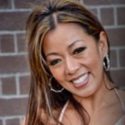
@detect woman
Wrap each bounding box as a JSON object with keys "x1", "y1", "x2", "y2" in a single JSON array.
[{"x1": 25, "y1": 0, "x2": 125, "y2": 125}]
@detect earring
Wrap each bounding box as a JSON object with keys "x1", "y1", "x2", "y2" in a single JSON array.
[
  {"x1": 49, "y1": 77, "x2": 64, "y2": 93},
  {"x1": 103, "y1": 55, "x2": 110, "y2": 71}
]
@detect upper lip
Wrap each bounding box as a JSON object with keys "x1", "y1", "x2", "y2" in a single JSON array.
[{"x1": 68, "y1": 72, "x2": 88, "y2": 82}]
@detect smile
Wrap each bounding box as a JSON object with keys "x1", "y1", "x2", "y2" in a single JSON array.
[{"x1": 72, "y1": 73, "x2": 89, "y2": 88}]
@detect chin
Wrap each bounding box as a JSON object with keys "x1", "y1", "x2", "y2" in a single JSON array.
[{"x1": 75, "y1": 84, "x2": 100, "y2": 98}]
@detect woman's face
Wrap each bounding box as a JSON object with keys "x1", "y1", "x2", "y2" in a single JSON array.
[{"x1": 43, "y1": 23, "x2": 107, "y2": 99}]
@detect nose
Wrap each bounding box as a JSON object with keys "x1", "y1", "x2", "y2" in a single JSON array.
[{"x1": 65, "y1": 56, "x2": 80, "y2": 75}]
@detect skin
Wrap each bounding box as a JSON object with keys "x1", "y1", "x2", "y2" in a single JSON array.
[{"x1": 43, "y1": 23, "x2": 124, "y2": 125}]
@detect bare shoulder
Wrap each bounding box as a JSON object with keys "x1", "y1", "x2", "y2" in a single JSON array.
[
  {"x1": 41, "y1": 108, "x2": 52, "y2": 124},
  {"x1": 116, "y1": 88, "x2": 125, "y2": 103},
  {"x1": 62, "y1": 103, "x2": 82, "y2": 125},
  {"x1": 41, "y1": 108, "x2": 48, "y2": 122},
  {"x1": 21, "y1": 108, "x2": 59, "y2": 125},
  {"x1": 41, "y1": 108, "x2": 60, "y2": 125}
]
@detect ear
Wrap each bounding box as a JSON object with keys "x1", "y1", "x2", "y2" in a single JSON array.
[{"x1": 98, "y1": 31, "x2": 108, "y2": 59}]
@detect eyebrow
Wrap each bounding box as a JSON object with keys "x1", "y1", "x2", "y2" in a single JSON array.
[
  {"x1": 45, "y1": 40, "x2": 83, "y2": 58},
  {"x1": 68, "y1": 39, "x2": 83, "y2": 49},
  {"x1": 46, "y1": 52, "x2": 59, "y2": 58}
]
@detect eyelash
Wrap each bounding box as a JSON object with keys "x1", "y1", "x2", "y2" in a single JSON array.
[
  {"x1": 49, "y1": 47, "x2": 86, "y2": 66},
  {"x1": 49, "y1": 59, "x2": 61, "y2": 66},
  {"x1": 73, "y1": 47, "x2": 86, "y2": 55}
]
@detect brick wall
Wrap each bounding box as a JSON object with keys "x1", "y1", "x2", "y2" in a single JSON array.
[{"x1": 0, "y1": 0, "x2": 125, "y2": 125}]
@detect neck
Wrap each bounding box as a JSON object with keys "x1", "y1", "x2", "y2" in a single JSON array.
[{"x1": 74, "y1": 74, "x2": 114, "y2": 116}]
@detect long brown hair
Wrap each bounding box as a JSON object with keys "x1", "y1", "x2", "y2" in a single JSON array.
[{"x1": 25, "y1": 0, "x2": 112, "y2": 124}]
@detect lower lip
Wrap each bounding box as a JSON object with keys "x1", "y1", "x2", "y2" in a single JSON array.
[{"x1": 73, "y1": 74, "x2": 89, "y2": 88}]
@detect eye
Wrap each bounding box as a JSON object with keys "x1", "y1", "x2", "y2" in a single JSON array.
[
  {"x1": 73, "y1": 47, "x2": 86, "y2": 55},
  {"x1": 49, "y1": 59, "x2": 61, "y2": 66}
]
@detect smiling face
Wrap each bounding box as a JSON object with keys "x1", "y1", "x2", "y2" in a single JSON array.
[{"x1": 43, "y1": 23, "x2": 108, "y2": 100}]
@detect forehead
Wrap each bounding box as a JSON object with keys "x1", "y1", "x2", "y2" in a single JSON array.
[
  {"x1": 42, "y1": 23, "x2": 96, "y2": 56},
  {"x1": 43, "y1": 23, "x2": 87, "y2": 45}
]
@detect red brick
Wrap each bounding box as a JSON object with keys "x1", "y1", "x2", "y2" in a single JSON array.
[
  {"x1": 0, "y1": 120, "x2": 2, "y2": 125},
  {"x1": 110, "y1": 49, "x2": 117, "y2": 68},
  {"x1": 14, "y1": 0, "x2": 34, "y2": 9},
  {"x1": 0, "y1": 34, "x2": 15, "y2": 53},
  {"x1": 17, "y1": 34, "x2": 27, "y2": 52},
  {"x1": 110, "y1": 69, "x2": 125, "y2": 87},
  {"x1": 0, "y1": 55, "x2": 29, "y2": 74},
  {"x1": 6, "y1": 118, "x2": 20, "y2": 125},
  {"x1": 119, "y1": 49, "x2": 125, "y2": 67},
  {"x1": 0, "y1": 0, "x2": 11, "y2": 9},
  {"x1": 106, "y1": 28, "x2": 125, "y2": 47},
  {"x1": 1, "y1": 77, "x2": 16, "y2": 95},
  {"x1": 0, "y1": 98, "x2": 28, "y2": 116},
  {"x1": 83, "y1": 0, "x2": 125, "y2": 5},
  {"x1": 14, "y1": 0, "x2": 81, "y2": 9},
  {"x1": 14, "y1": 0, "x2": 43, "y2": 9},
  {"x1": 90, "y1": 8, "x2": 98, "y2": 17},
  {"x1": 0, "y1": 12, "x2": 30, "y2": 31},
  {"x1": 19, "y1": 75, "x2": 30, "y2": 94},
  {"x1": 100, "y1": 8, "x2": 114, "y2": 26},
  {"x1": 117, "y1": 7, "x2": 125, "y2": 25}
]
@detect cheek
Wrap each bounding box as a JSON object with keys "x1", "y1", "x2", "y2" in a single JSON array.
[
  {"x1": 89, "y1": 55, "x2": 104, "y2": 77},
  {"x1": 80, "y1": 50, "x2": 103, "y2": 73},
  {"x1": 91, "y1": 56, "x2": 103, "y2": 72},
  {"x1": 49, "y1": 68, "x2": 64, "y2": 83}
]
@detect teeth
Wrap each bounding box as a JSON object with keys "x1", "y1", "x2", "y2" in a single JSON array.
[{"x1": 72, "y1": 73, "x2": 88, "y2": 85}]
